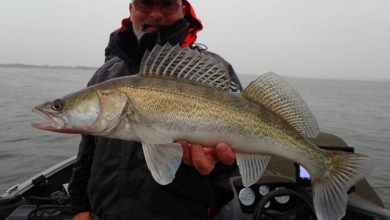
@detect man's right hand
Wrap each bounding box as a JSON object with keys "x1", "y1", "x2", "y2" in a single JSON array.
[
  {"x1": 73, "y1": 212, "x2": 92, "y2": 220},
  {"x1": 177, "y1": 140, "x2": 236, "y2": 175}
]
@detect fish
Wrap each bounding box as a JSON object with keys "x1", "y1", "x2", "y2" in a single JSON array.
[{"x1": 32, "y1": 43, "x2": 373, "y2": 220}]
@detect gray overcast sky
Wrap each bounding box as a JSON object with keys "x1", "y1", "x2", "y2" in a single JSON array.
[{"x1": 1, "y1": 0, "x2": 389, "y2": 80}]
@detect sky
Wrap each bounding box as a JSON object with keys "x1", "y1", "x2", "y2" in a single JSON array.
[{"x1": 1, "y1": 0, "x2": 389, "y2": 80}]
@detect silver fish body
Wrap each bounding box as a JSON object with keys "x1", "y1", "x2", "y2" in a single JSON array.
[{"x1": 32, "y1": 44, "x2": 373, "y2": 220}]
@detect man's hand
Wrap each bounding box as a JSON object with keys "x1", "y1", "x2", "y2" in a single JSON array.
[{"x1": 177, "y1": 140, "x2": 236, "y2": 175}]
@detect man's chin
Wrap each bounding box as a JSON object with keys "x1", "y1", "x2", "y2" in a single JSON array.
[{"x1": 134, "y1": 26, "x2": 166, "y2": 41}]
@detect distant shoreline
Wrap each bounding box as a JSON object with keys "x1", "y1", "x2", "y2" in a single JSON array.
[
  {"x1": 1, "y1": 63, "x2": 388, "y2": 82},
  {"x1": 0, "y1": 63, "x2": 97, "y2": 70}
]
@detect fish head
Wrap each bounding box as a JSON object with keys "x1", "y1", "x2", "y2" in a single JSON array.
[
  {"x1": 32, "y1": 88, "x2": 129, "y2": 134},
  {"x1": 32, "y1": 88, "x2": 101, "y2": 133}
]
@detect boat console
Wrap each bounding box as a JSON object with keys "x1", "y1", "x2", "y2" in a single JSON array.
[{"x1": 214, "y1": 156, "x2": 390, "y2": 220}]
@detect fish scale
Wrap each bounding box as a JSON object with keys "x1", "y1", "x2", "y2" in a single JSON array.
[{"x1": 124, "y1": 78, "x2": 276, "y2": 142}]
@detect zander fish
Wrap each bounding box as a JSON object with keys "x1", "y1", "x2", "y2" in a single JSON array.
[{"x1": 32, "y1": 44, "x2": 373, "y2": 220}]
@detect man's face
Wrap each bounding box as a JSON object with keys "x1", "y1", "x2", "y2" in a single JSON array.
[{"x1": 130, "y1": 0, "x2": 185, "y2": 40}]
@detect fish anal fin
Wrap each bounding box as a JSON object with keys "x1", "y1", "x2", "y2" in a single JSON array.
[
  {"x1": 311, "y1": 152, "x2": 374, "y2": 220},
  {"x1": 142, "y1": 142, "x2": 183, "y2": 185},
  {"x1": 243, "y1": 72, "x2": 319, "y2": 138},
  {"x1": 236, "y1": 153, "x2": 271, "y2": 187}
]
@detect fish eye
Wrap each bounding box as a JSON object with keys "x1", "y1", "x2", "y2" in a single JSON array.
[{"x1": 51, "y1": 99, "x2": 65, "y2": 111}]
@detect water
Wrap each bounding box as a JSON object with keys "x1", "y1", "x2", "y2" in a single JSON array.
[
  {"x1": 1, "y1": 66, "x2": 389, "y2": 209},
  {"x1": 0, "y1": 66, "x2": 94, "y2": 189}
]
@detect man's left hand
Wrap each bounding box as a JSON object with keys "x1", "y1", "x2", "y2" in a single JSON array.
[{"x1": 177, "y1": 140, "x2": 236, "y2": 175}]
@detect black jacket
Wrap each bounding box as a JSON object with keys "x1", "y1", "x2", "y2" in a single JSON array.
[{"x1": 68, "y1": 18, "x2": 242, "y2": 220}]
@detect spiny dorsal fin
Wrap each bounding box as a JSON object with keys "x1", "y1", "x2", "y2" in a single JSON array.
[
  {"x1": 139, "y1": 43, "x2": 231, "y2": 90},
  {"x1": 243, "y1": 72, "x2": 319, "y2": 138}
]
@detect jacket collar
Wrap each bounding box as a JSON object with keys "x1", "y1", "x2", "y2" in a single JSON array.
[{"x1": 111, "y1": 18, "x2": 191, "y2": 62}]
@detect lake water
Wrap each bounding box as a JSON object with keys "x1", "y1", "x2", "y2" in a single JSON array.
[{"x1": 1, "y1": 66, "x2": 389, "y2": 209}]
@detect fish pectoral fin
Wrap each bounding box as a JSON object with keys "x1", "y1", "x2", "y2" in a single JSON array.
[
  {"x1": 142, "y1": 142, "x2": 183, "y2": 185},
  {"x1": 236, "y1": 153, "x2": 271, "y2": 187},
  {"x1": 126, "y1": 103, "x2": 142, "y2": 124}
]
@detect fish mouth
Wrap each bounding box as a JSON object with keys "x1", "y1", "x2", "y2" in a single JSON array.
[{"x1": 32, "y1": 107, "x2": 66, "y2": 132}]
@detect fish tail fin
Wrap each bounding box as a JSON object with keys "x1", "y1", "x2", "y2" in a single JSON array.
[{"x1": 311, "y1": 151, "x2": 373, "y2": 220}]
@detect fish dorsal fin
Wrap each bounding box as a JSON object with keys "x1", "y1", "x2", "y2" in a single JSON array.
[
  {"x1": 139, "y1": 43, "x2": 231, "y2": 90},
  {"x1": 243, "y1": 72, "x2": 319, "y2": 138}
]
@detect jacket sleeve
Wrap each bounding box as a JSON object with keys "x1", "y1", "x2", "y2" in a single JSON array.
[{"x1": 68, "y1": 134, "x2": 96, "y2": 214}]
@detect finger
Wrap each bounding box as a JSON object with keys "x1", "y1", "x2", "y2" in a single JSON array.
[
  {"x1": 203, "y1": 147, "x2": 218, "y2": 159},
  {"x1": 216, "y1": 142, "x2": 236, "y2": 165},
  {"x1": 191, "y1": 144, "x2": 216, "y2": 175},
  {"x1": 176, "y1": 140, "x2": 193, "y2": 166},
  {"x1": 73, "y1": 212, "x2": 92, "y2": 220}
]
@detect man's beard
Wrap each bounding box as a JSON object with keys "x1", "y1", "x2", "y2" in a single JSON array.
[{"x1": 133, "y1": 19, "x2": 171, "y2": 41}]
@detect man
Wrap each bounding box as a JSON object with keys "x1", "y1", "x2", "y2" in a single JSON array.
[{"x1": 69, "y1": 0, "x2": 242, "y2": 219}]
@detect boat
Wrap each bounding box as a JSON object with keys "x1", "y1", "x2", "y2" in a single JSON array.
[{"x1": 1, "y1": 132, "x2": 389, "y2": 220}]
